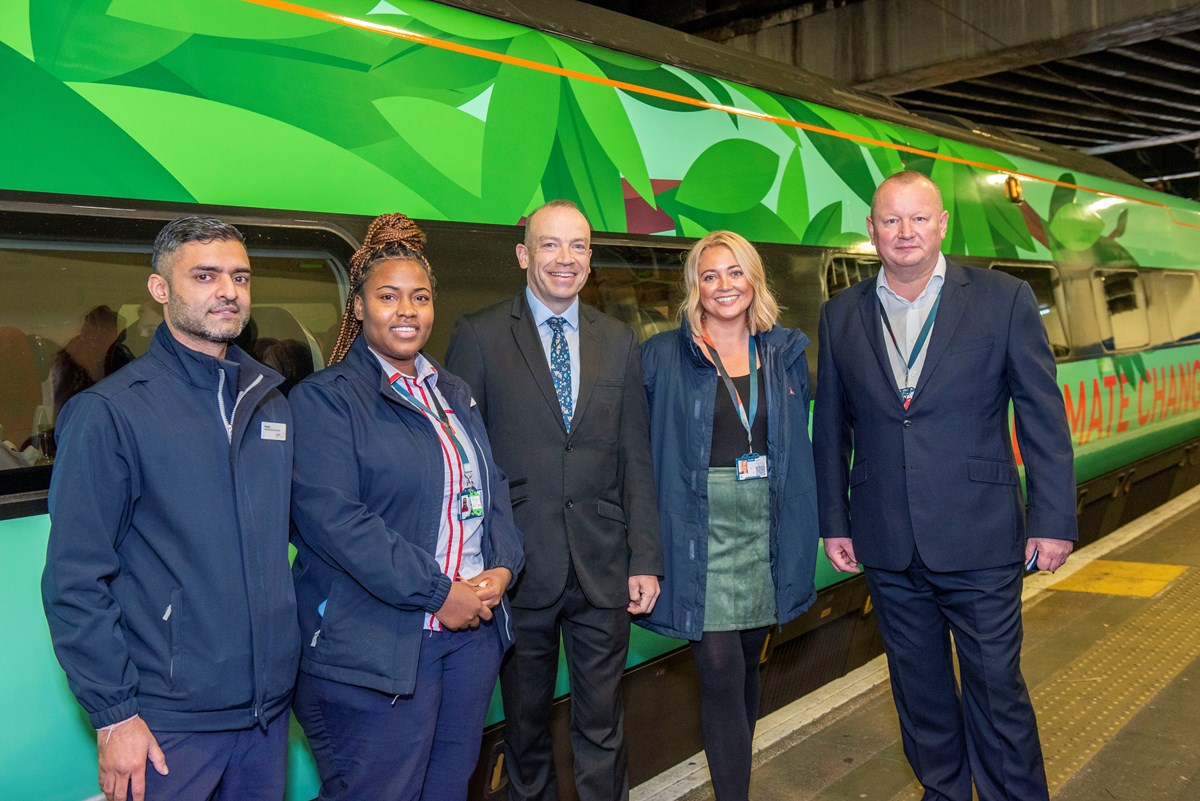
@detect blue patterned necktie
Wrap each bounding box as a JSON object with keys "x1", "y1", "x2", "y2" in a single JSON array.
[{"x1": 547, "y1": 316, "x2": 573, "y2": 431}]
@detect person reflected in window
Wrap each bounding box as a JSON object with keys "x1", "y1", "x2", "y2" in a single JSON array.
[
  {"x1": 51, "y1": 304, "x2": 119, "y2": 414},
  {"x1": 253, "y1": 339, "x2": 315, "y2": 397},
  {"x1": 289, "y1": 213, "x2": 524, "y2": 801},
  {"x1": 638, "y1": 231, "x2": 820, "y2": 801},
  {"x1": 107, "y1": 301, "x2": 164, "y2": 374}
]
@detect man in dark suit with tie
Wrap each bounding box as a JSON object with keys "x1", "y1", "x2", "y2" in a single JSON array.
[
  {"x1": 814, "y1": 171, "x2": 1077, "y2": 801},
  {"x1": 446, "y1": 199, "x2": 662, "y2": 801}
]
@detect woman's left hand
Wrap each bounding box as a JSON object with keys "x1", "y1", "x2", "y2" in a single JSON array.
[{"x1": 466, "y1": 568, "x2": 513, "y2": 609}]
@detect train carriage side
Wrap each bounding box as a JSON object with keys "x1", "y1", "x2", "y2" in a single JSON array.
[{"x1": 3, "y1": 1, "x2": 1200, "y2": 800}]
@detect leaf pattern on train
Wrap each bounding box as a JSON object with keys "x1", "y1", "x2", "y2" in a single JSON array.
[{"x1": 3, "y1": 0, "x2": 1188, "y2": 266}]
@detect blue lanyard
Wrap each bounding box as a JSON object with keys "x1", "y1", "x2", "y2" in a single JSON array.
[
  {"x1": 388, "y1": 373, "x2": 473, "y2": 481},
  {"x1": 700, "y1": 328, "x2": 759, "y2": 453},
  {"x1": 879, "y1": 292, "x2": 941, "y2": 392}
]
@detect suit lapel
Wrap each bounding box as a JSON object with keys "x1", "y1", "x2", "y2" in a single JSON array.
[
  {"x1": 509, "y1": 293, "x2": 569, "y2": 433},
  {"x1": 910, "y1": 260, "x2": 970, "y2": 405},
  {"x1": 857, "y1": 279, "x2": 897, "y2": 394},
  {"x1": 570, "y1": 306, "x2": 601, "y2": 431}
]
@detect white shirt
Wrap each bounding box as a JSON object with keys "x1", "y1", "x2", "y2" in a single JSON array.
[
  {"x1": 875, "y1": 254, "x2": 947, "y2": 395},
  {"x1": 526, "y1": 288, "x2": 581, "y2": 408},
  {"x1": 371, "y1": 349, "x2": 485, "y2": 631}
]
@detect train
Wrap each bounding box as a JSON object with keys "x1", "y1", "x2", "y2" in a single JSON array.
[{"x1": 2, "y1": 1, "x2": 1199, "y2": 799}]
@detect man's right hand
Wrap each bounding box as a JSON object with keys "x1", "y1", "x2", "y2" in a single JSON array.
[
  {"x1": 824, "y1": 537, "x2": 861, "y2": 573},
  {"x1": 97, "y1": 715, "x2": 167, "y2": 801},
  {"x1": 434, "y1": 580, "x2": 492, "y2": 630}
]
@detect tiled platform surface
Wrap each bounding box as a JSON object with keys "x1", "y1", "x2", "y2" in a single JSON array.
[{"x1": 635, "y1": 485, "x2": 1200, "y2": 801}]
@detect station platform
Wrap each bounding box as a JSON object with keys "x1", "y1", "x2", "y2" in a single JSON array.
[{"x1": 635, "y1": 484, "x2": 1200, "y2": 801}]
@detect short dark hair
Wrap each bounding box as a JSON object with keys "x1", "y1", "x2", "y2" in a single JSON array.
[{"x1": 151, "y1": 216, "x2": 245, "y2": 275}]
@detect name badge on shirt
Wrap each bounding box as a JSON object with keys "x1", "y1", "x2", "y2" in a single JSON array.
[
  {"x1": 260, "y1": 422, "x2": 287, "y2": 441},
  {"x1": 458, "y1": 487, "x2": 484, "y2": 520},
  {"x1": 736, "y1": 452, "x2": 768, "y2": 481}
]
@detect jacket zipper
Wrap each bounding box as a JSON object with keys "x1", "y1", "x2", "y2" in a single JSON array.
[{"x1": 218, "y1": 371, "x2": 264, "y2": 443}]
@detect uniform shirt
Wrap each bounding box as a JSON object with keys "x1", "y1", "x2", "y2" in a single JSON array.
[
  {"x1": 875, "y1": 253, "x2": 947, "y2": 396},
  {"x1": 371, "y1": 349, "x2": 484, "y2": 631},
  {"x1": 526, "y1": 287, "x2": 581, "y2": 409}
]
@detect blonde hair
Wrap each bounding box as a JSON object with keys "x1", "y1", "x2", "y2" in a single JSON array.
[
  {"x1": 327, "y1": 213, "x2": 432, "y2": 365},
  {"x1": 678, "y1": 230, "x2": 779, "y2": 336}
]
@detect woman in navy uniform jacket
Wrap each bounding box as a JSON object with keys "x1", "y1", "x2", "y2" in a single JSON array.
[
  {"x1": 639, "y1": 230, "x2": 819, "y2": 801},
  {"x1": 289, "y1": 214, "x2": 523, "y2": 801}
]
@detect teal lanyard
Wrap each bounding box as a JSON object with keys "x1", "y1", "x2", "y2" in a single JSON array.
[
  {"x1": 389, "y1": 373, "x2": 473, "y2": 481},
  {"x1": 701, "y1": 330, "x2": 759, "y2": 453},
  {"x1": 879, "y1": 292, "x2": 941, "y2": 395}
]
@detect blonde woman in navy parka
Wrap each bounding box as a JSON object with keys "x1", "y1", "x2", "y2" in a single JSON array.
[{"x1": 639, "y1": 231, "x2": 819, "y2": 801}]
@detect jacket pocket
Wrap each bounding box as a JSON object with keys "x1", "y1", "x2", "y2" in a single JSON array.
[
  {"x1": 949, "y1": 335, "x2": 993, "y2": 354},
  {"x1": 167, "y1": 587, "x2": 183, "y2": 691},
  {"x1": 966, "y1": 458, "x2": 1018, "y2": 485},
  {"x1": 508, "y1": 477, "x2": 529, "y2": 507},
  {"x1": 849, "y1": 460, "x2": 868, "y2": 488},
  {"x1": 597, "y1": 498, "x2": 627, "y2": 525}
]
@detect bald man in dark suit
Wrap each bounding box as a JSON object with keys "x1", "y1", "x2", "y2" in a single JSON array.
[
  {"x1": 446, "y1": 200, "x2": 662, "y2": 801},
  {"x1": 814, "y1": 171, "x2": 1076, "y2": 801}
]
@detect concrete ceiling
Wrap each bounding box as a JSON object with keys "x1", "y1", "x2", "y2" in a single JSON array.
[{"x1": 580, "y1": 0, "x2": 1200, "y2": 199}]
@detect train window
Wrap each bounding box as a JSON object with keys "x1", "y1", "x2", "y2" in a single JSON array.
[
  {"x1": 990, "y1": 263, "x2": 1070, "y2": 357},
  {"x1": 825, "y1": 255, "x2": 880, "y2": 299},
  {"x1": 1162, "y1": 272, "x2": 1200, "y2": 344},
  {"x1": 0, "y1": 241, "x2": 344, "y2": 473},
  {"x1": 1092, "y1": 269, "x2": 1150, "y2": 351},
  {"x1": 580, "y1": 243, "x2": 689, "y2": 342}
]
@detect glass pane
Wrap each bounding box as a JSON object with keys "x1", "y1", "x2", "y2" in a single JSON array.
[
  {"x1": 0, "y1": 243, "x2": 344, "y2": 472},
  {"x1": 1162, "y1": 272, "x2": 1200, "y2": 343},
  {"x1": 1092, "y1": 269, "x2": 1150, "y2": 351},
  {"x1": 580, "y1": 243, "x2": 689, "y2": 342},
  {"x1": 991, "y1": 263, "x2": 1070, "y2": 358},
  {"x1": 825, "y1": 255, "x2": 879, "y2": 299}
]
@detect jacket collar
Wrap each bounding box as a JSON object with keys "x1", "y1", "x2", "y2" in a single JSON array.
[
  {"x1": 148, "y1": 323, "x2": 281, "y2": 395},
  {"x1": 677, "y1": 318, "x2": 809, "y2": 369},
  {"x1": 508, "y1": 291, "x2": 601, "y2": 435},
  {"x1": 855, "y1": 257, "x2": 971, "y2": 405},
  {"x1": 342, "y1": 335, "x2": 468, "y2": 410}
]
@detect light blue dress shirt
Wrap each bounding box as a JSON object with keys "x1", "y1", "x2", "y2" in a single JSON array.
[
  {"x1": 875, "y1": 253, "x2": 946, "y2": 394},
  {"x1": 526, "y1": 288, "x2": 581, "y2": 407}
]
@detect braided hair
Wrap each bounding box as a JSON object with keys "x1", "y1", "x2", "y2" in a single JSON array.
[{"x1": 327, "y1": 213, "x2": 434, "y2": 365}]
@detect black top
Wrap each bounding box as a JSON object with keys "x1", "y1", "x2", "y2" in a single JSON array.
[{"x1": 709, "y1": 370, "x2": 768, "y2": 467}]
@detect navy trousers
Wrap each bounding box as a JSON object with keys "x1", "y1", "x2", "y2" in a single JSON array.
[
  {"x1": 294, "y1": 624, "x2": 503, "y2": 801},
  {"x1": 865, "y1": 551, "x2": 1048, "y2": 801},
  {"x1": 141, "y1": 709, "x2": 289, "y2": 801}
]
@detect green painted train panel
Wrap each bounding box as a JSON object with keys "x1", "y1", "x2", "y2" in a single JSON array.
[
  {"x1": 3, "y1": 0, "x2": 1200, "y2": 271},
  {"x1": 5, "y1": 2, "x2": 1200, "y2": 800}
]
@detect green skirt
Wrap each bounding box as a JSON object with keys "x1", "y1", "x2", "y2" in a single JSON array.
[{"x1": 703, "y1": 467, "x2": 776, "y2": 632}]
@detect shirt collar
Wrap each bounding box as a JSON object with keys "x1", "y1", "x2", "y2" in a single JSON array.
[
  {"x1": 369, "y1": 346, "x2": 438, "y2": 388},
  {"x1": 525, "y1": 287, "x2": 580, "y2": 331},
  {"x1": 876, "y1": 253, "x2": 947, "y2": 307}
]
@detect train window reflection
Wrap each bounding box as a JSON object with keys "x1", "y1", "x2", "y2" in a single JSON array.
[
  {"x1": 991, "y1": 263, "x2": 1070, "y2": 358},
  {"x1": 825, "y1": 255, "x2": 880, "y2": 299},
  {"x1": 580, "y1": 243, "x2": 688, "y2": 343},
  {"x1": 1162, "y1": 272, "x2": 1200, "y2": 344},
  {"x1": 0, "y1": 242, "x2": 343, "y2": 472},
  {"x1": 1092, "y1": 269, "x2": 1149, "y2": 351}
]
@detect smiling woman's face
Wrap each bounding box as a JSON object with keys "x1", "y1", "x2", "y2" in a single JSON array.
[{"x1": 354, "y1": 258, "x2": 434, "y2": 375}]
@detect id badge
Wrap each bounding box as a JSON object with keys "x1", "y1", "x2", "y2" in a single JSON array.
[
  {"x1": 735, "y1": 452, "x2": 768, "y2": 481},
  {"x1": 458, "y1": 487, "x2": 484, "y2": 520}
]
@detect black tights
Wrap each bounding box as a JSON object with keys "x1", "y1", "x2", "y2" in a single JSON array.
[{"x1": 689, "y1": 627, "x2": 770, "y2": 801}]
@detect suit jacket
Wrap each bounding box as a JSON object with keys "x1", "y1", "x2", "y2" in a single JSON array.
[
  {"x1": 813, "y1": 259, "x2": 1077, "y2": 572},
  {"x1": 446, "y1": 293, "x2": 663, "y2": 609}
]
